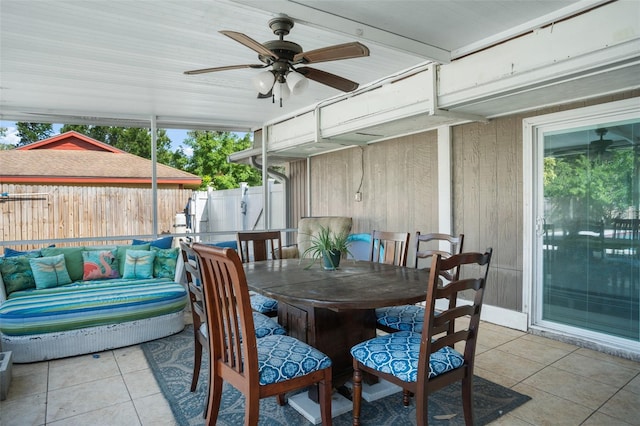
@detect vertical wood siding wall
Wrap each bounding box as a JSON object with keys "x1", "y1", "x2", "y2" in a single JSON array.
[
  {"x1": 299, "y1": 91, "x2": 639, "y2": 312},
  {"x1": 1, "y1": 184, "x2": 192, "y2": 250}
]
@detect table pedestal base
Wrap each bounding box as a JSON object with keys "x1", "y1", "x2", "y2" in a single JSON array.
[
  {"x1": 344, "y1": 378, "x2": 402, "y2": 402},
  {"x1": 288, "y1": 391, "x2": 352, "y2": 424}
]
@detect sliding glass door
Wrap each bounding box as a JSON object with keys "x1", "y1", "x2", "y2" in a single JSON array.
[{"x1": 530, "y1": 100, "x2": 640, "y2": 350}]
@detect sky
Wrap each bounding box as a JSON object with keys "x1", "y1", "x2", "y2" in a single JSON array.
[{"x1": 0, "y1": 121, "x2": 192, "y2": 153}]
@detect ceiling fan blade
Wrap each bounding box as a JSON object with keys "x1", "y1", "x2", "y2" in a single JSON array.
[
  {"x1": 293, "y1": 42, "x2": 369, "y2": 64},
  {"x1": 220, "y1": 30, "x2": 278, "y2": 61},
  {"x1": 184, "y1": 64, "x2": 266, "y2": 75},
  {"x1": 297, "y1": 67, "x2": 359, "y2": 92}
]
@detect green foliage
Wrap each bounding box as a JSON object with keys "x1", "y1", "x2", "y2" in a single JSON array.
[
  {"x1": 59, "y1": 124, "x2": 185, "y2": 167},
  {"x1": 302, "y1": 226, "x2": 352, "y2": 269},
  {"x1": 183, "y1": 131, "x2": 262, "y2": 190},
  {"x1": 544, "y1": 149, "x2": 636, "y2": 223},
  {"x1": 16, "y1": 123, "x2": 54, "y2": 145}
]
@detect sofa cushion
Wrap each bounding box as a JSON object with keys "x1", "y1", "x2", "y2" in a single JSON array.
[
  {"x1": 123, "y1": 250, "x2": 156, "y2": 279},
  {"x1": 0, "y1": 255, "x2": 37, "y2": 295},
  {"x1": 4, "y1": 247, "x2": 42, "y2": 258},
  {"x1": 82, "y1": 249, "x2": 121, "y2": 280},
  {"x1": 41, "y1": 246, "x2": 86, "y2": 282},
  {"x1": 132, "y1": 236, "x2": 173, "y2": 249},
  {"x1": 151, "y1": 247, "x2": 179, "y2": 279},
  {"x1": 0, "y1": 277, "x2": 187, "y2": 336},
  {"x1": 29, "y1": 254, "x2": 72, "y2": 289}
]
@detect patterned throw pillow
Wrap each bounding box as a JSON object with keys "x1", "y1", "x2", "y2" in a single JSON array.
[
  {"x1": 41, "y1": 246, "x2": 86, "y2": 282},
  {"x1": 4, "y1": 247, "x2": 42, "y2": 258},
  {"x1": 123, "y1": 249, "x2": 156, "y2": 279},
  {"x1": 29, "y1": 254, "x2": 72, "y2": 289},
  {"x1": 116, "y1": 243, "x2": 149, "y2": 276},
  {"x1": 0, "y1": 254, "x2": 38, "y2": 295},
  {"x1": 82, "y1": 249, "x2": 121, "y2": 280},
  {"x1": 151, "y1": 247, "x2": 179, "y2": 279}
]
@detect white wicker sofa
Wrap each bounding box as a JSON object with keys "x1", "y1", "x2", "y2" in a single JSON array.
[{"x1": 0, "y1": 240, "x2": 187, "y2": 363}]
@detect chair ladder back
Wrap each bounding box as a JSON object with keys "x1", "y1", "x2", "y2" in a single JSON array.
[
  {"x1": 193, "y1": 243, "x2": 259, "y2": 381},
  {"x1": 237, "y1": 231, "x2": 282, "y2": 263},
  {"x1": 370, "y1": 230, "x2": 410, "y2": 267},
  {"x1": 414, "y1": 232, "x2": 464, "y2": 274},
  {"x1": 421, "y1": 249, "x2": 492, "y2": 374}
]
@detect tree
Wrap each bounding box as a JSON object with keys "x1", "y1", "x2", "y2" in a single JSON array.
[
  {"x1": 60, "y1": 124, "x2": 186, "y2": 167},
  {"x1": 16, "y1": 122, "x2": 54, "y2": 145},
  {"x1": 184, "y1": 131, "x2": 261, "y2": 190}
]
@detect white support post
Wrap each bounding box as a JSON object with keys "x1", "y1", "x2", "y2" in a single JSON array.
[
  {"x1": 437, "y1": 125, "x2": 452, "y2": 248},
  {"x1": 151, "y1": 115, "x2": 158, "y2": 238}
]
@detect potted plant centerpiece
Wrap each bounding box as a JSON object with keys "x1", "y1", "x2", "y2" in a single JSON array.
[{"x1": 302, "y1": 226, "x2": 352, "y2": 270}]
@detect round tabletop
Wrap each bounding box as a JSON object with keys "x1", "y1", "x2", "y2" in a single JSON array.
[{"x1": 243, "y1": 258, "x2": 430, "y2": 310}]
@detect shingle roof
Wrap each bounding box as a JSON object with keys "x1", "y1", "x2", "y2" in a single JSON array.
[{"x1": 0, "y1": 133, "x2": 201, "y2": 188}]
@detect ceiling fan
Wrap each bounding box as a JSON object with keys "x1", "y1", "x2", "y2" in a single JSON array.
[
  {"x1": 547, "y1": 128, "x2": 627, "y2": 158},
  {"x1": 184, "y1": 15, "x2": 370, "y2": 106}
]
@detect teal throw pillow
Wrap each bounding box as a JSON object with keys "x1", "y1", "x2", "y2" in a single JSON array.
[
  {"x1": 123, "y1": 249, "x2": 156, "y2": 279},
  {"x1": 41, "y1": 246, "x2": 86, "y2": 282},
  {"x1": 29, "y1": 254, "x2": 72, "y2": 289},
  {"x1": 0, "y1": 255, "x2": 37, "y2": 295},
  {"x1": 82, "y1": 249, "x2": 120, "y2": 280},
  {"x1": 151, "y1": 246, "x2": 179, "y2": 279},
  {"x1": 116, "y1": 243, "x2": 149, "y2": 276}
]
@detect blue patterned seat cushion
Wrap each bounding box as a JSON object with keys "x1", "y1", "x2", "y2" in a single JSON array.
[
  {"x1": 257, "y1": 334, "x2": 332, "y2": 385},
  {"x1": 375, "y1": 305, "x2": 425, "y2": 332},
  {"x1": 199, "y1": 312, "x2": 285, "y2": 340},
  {"x1": 350, "y1": 331, "x2": 464, "y2": 382},
  {"x1": 253, "y1": 312, "x2": 286, "y2": 338},
  {"x1": 250, "y1": 293, "x2": 278, "y2": 315}
]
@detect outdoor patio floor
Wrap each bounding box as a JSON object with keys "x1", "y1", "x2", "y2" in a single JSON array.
[{"x1": 1, "y1": 312, "x2": 639, "y2": 425}]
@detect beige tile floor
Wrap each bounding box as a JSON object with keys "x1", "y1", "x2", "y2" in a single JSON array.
[{"x1": 1, "y1": 320, "x2": 639, "y2": 425}]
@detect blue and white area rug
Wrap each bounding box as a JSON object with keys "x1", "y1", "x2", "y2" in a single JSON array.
[{"x1": 141, "y1": 326, "x2": 530, "y2": 425}]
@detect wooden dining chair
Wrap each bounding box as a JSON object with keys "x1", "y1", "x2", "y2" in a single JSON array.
[
  {"x1": 180, "y1": 240, "x2": 285, "y2": 403},
  {"x1": 351, "y1": 248, "x2": 493, "y2": 426},
  {"x1": 236, "y1": 231, "x2": 282, "y2": 317},
  {"x1": 369, "y1": 230, "x2": 410, "y2": 266},
  {"x1": 180, "y1": 240, "x2": 209, "y2": 395},
  {"x1": 376, "y1": 232, "x2": 464, "y2": 333},
  {"x1": 192, "y1": 243, "x2": 333, "y2": 426}
]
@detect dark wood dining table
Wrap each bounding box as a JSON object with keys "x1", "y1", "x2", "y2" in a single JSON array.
[{"x1": 243, "y1": 258, "x2": 431, "y2": 397}]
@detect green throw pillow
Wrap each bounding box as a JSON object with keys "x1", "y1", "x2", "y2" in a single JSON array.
[
  {"x1": 123, "y1": 249, "x2": 155, "y2": 279},
  {"x1": 41, "y1": 246, "x2": 86, "y2": 282},
  {"x1": 29, "y1": 254, "x2": 72, "y2": 289},
  {"x1": 82, "y1": 249, "x2": 120, "y2": 280},
  {"x1": 116, "y1": 243, "x2": 150, "y2": 276},
  {"x1": 0, "y1": 254, "x2": 38, "y2": 295},
  {"x1": 151, "y1": 246, "x2": 179, "y2": 279}
]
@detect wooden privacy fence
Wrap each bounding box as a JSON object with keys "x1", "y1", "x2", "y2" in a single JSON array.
[{"x1": 1, "y1": 184, "x2": 192, "y2": 250}]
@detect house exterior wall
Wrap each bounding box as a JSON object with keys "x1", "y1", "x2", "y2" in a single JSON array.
[{"x1": 298, "y1": 89, "x2": 640, "y2": 314}]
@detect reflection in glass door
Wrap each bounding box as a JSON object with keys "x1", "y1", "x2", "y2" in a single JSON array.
[{"x1": 541, "y1": 119, "x2": 639, "y2": 343}]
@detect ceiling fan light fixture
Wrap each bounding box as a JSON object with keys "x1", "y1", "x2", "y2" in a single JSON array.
[
  {"x1": 273, "y1": 81, "x2": 290, "y2": 106},
  {"x1": 286, "y1": 71, "x2": 308, "y2": 95},
  {"x1": 252, "y1": 70, "x2": 275, "y2": 94}
]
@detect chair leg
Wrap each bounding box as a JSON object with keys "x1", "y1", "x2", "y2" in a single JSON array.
[
  {"x1": 461, "y1": 376, "x2": 474, "y2": 426},
  {"x1": 352, "y1": 365, "x2": 363, "y2": 426},
  {"x1": 415, "y1": 390, "x2": 428, "y2": 426},
  {"x1": 276, "y1": 394, "x2": 286, "y2": 406},
  {"x1": 205, "y1": 373, "x2": 223, "y2": 425},
  {"x1": 245, "y1": 391, "x2": 260, "y2": 426},
  {"x1": 319, "y1": 368, "x2": 333, "y2": 426},
  {"x1": 191, "y1": 338, "x2": 202, "y2": 392},
  {"x1": 402, "y1": 389, "x2": 412, "y2": 406}
]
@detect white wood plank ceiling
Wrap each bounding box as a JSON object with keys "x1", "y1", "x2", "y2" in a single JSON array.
[{"x1": 0, "y1": 0, "x2": 617, "y2": 131}]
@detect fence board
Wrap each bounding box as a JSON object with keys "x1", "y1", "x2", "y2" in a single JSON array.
[{"x1": 1, "y1": 184, "x2": 192, "y2": 250}]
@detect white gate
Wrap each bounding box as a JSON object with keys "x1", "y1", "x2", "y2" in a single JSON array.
[{"x1": 186, "y1": 180, "x2": 285, "y2": 243}]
